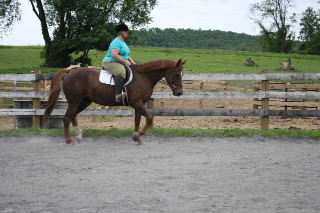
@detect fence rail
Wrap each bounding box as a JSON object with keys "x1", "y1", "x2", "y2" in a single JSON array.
[
  {"x1": 153, "y1": 91, "x2": 320, "y2": 99},
  {"x1": 1, "y1": 72, "x2": 320, "y2": 129},
  {"x1": 1, "y1": 108, "x2": 320, "y2": 117},
  {"x1": 2, "y1": 90, "x2": 320, "y2": 100},
  {"x1": 2, "y1": 73, "x2": 320, "y2": 81},
  {"x1": 184, "y1": 73, "x2": 320, "y2": 81}
]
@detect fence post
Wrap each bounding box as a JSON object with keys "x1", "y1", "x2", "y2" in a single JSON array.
[
  {"x1": 260, "y1": 70, "x2": 270, "y2": 130},
  {"x1": 316, "y1": 88, "x2": 319, "y2": 110},
  {"x1": 33, "y1": 70, "x2": 42, "y2": 128},
  {"x1": 158, "y1": 84, "x2": 165, "y2": 110},
  {"x1": 253, "y1": 81, "x2": 259, "y2": 109},
  {"x1": 146, "y1": 99, "x2": 154, "y2": 109},
  {"x1": 199, "y1": 81, "x2": 205, "y2": 109},
  {"x1": 284, "y1": 84, "x2": 288, "y2": 110},
  {"x1": 302, "y1": 87, "x2": 307, "y2": 110}
]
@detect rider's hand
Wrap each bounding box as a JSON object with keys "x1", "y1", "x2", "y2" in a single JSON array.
[
  {"x1": 124, "y1": 60, "x2": 131, "y2": 66},
  {"x1": 129, "y1": 58, "x2": 136, "y2": 64}
]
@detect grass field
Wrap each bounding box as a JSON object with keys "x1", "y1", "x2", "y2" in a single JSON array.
[{"x1": 1, "y1": 46, "x2": 320, "y2": 74}]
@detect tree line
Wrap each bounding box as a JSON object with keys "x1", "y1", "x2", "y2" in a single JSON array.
[{"x1": 129, "y1": 28, "x2": 261, "y2": 51}]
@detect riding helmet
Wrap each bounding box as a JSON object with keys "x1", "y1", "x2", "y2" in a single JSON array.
[{"x1": 116, "y1": 23, "x2": 129, "y2": 33}]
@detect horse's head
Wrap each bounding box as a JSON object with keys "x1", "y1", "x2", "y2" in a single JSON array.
[{"x1": 164, "y1": 59, "x2": 186, "y2": 97}]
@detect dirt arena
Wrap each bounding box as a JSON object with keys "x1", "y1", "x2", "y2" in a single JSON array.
[{"x1": 1, "y1": 135, "x2": 320, "y2": 213}]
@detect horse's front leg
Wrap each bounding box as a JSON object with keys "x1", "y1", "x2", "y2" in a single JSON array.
[{"x1": 132, "y1": 103, "x2": 153, "y2": 144}]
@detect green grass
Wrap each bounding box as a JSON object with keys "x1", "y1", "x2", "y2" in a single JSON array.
[
  {"x1": 1, "y1": 46, "x2": 320, "y2": 74},
  {"x1": 0, "y1": 46, "x2": 57, "y2": 74},
  {"x1": 0, "y1": 128, "x2": 320, "y2": 140},
  {"x1": 137, "y1": 47, "x2": 320, "y2": 73},
  {"x1": 0, "y1": 99, "x2": 13, "y2": 107}
]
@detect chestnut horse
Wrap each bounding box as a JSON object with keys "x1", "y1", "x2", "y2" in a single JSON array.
[{"x1": 44, "y1": 59, "x2": 185, "y2": 144}]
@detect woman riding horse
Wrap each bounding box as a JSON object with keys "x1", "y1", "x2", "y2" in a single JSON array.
[
  {"x1": 102, "y1": 23, "x2": 136, "y2": 102},
  {"x1": 44, "y1": 59, "x2": 185, "y2": 144}
]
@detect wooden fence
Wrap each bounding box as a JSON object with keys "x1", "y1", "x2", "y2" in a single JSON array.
[
  {"x1": 1, "y1": 72, "x2": 320, "y2": 130},
  {"x1": 253, "y1": 82, "x2": 320, "y2": 110}
]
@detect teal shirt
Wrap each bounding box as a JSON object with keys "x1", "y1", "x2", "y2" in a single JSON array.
[{"x1": 103, "y1": 37, "x2": 131, "y2": 62}]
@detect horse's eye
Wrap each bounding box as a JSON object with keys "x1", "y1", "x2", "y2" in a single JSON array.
[{"x1": 175, "y1": 74, "x2": 180, "y2": 77}]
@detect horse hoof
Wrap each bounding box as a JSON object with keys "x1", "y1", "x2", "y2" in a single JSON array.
[
  {"x1": 66, "y1": 139, "x2": 78, "y2": 145},
  {"x1": 70, "y1": 140, "x2": 78, "y2": 145},
  {"x1": 136, "y1": 137, "x2": 144, "y2": 145},
  {"x1": 132, "y1": 133, "x2": 139, "y2": 141},
  {"x1": 132, "y1": 133, "x2": 143, "y2": 144},
  {"x1": 76, "y1": 137, "x2": 82, "y2": 144}
]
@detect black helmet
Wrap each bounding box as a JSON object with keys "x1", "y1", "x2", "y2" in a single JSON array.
[{"x1": 116, "y1": 23, "x2": 129, "y2": 33}]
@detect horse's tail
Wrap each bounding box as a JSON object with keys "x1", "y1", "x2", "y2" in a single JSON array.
[{"x1": 43, "y1": 69, "x2": 70, "y2": 127}]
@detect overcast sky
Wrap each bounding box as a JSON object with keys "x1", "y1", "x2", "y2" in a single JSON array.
[{"x1": 0, "y1": 0, "x2": 319, "y2": 45}]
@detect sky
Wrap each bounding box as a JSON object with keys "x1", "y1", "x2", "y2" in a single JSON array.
[{"x1": 0, "y1": 0, "x2": 319, "y2": 45}]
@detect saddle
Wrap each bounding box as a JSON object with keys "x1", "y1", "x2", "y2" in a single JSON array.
[{"x1": 99, "y1": 65, "x2": 133, "y2": 86}]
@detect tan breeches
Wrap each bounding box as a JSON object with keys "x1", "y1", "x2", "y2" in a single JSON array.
[{"x1": 102, "y1": 62, "x2": 126, "y2": 78}]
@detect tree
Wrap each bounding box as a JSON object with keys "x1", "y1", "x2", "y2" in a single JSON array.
[
  {"x1": 299, "y1": 7, "x2": 320, "y2": 54},
  {"x1": 1, "y1": 0, "x2": 157, "y2": 67},
  {"x1": 250, "y1": 0, "x2": 296, "y2": 53},
  {"x1": 0, "y1": 0, "x2": 21, "y2": 38},
  {"x1": 299, "y1": 7, "x2": 319, "y2": 42}
]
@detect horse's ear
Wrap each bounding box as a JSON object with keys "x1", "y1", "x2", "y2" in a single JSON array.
[
  {"x1": 176, "y1": 59, "x2": 183, "y2": 67},
  {"x1": 182, "y1": 60, "x2": 186, "y2": 65}
]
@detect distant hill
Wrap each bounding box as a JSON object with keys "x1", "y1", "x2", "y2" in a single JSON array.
[{"x1": 130, "y1": 28, "x2": 261, "y2": 51}]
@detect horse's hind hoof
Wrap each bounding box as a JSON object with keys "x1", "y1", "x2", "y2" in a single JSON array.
[
  {"x1": 66, "y1": 139, "x2": 78, "y2": 145},
  {"x1": 75, "y1": 137, "x2": 82, "y2": 144},
  {"x1": 132, "y1": 133, "x2": 144, "y2": 144},
  {"x1": 136, "y1": 138, "x2": 144, "y2": 145},
  {"x1": 132, "y1": 133, "x2": 139, "y2": 141}
]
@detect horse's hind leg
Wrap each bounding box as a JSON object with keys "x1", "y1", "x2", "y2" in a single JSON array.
[
  {"x1": 64, "y1": 104, "x2": 78, "y2": 144},
  {"x1": 71, "y1": 98, "x2": 92, "y2": 143},
  {"x1": 64, "y1": 99, "x2": 90, "y2": 144},
  {"x1": 71, "y1": 116, "x2": 82, "y2": 143}
]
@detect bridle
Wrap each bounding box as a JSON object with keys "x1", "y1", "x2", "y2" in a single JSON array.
[
  {"x1": 159, "y1": 76, "x2": 183, "y2": 90},
  {"x1": 159, "y1": 69, "x2": 184, "y2": 90},
  {"x1": 159, "y1": 79, "x2": 181, "y2": 89}
]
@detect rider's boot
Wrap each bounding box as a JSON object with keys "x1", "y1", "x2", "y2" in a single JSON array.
[{"x1": 114, "y1": 76, "x2": 126, "y2": 103}]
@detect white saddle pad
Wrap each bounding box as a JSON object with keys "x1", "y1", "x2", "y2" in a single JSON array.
[{"x1": 99, "y1": 68, "x2": 133, "y2": 86}]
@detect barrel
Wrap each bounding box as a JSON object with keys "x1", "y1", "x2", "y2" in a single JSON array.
[{"x1": 14, "y1": 100, "x2": 33, "y2": 128}]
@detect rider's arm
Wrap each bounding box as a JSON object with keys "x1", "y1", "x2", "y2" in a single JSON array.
[{"x1": 112, "y1": 49, "x2": 131, "y2": 65}]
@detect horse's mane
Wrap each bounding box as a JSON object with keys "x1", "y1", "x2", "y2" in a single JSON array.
[{"x1": 134, "y1": 59, "x2": 177, "y2": 73}]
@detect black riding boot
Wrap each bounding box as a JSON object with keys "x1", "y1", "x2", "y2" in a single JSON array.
[{"x1": 114, "y1": 76, "x2": 126, "y2": 102}]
